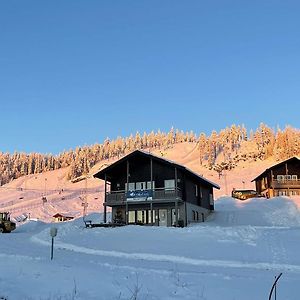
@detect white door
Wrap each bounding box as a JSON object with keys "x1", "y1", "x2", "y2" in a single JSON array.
[{"x1": 159, "y1": 209, "x2": 168, "y2": 226}]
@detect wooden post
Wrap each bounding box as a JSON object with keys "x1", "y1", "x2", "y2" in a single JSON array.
[
  {"x1": 175, "y1": 167, "x2": 178, "y2": 227},
  {"x1": 126, "y1": 160, "x2": 129, "y2": 225},
  {"x1": 104, "y1": 173, "x2": 107, "y2": 223},
  {"x1": 271, "y1": 170, "x2": 275, "y2": 197},
  {"x1": 150, "y1": 158, "x2": 153, "y2": 225},
  {"x1": 175, "y1": 167, "x2": 178, "y2": 198},
  {"x1": 175, "y1": 200, "x2": 178, "y2": 227},
  {"x1": 286, "y1": 163, "x2": 290, "y2": 196}
]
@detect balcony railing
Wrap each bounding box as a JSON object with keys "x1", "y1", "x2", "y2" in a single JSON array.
[
  {"x1": 106, "y1": 187, "x2": 182, "y2": 205},
  {"x1": 272, "y1": 179, "x2": 300, "y2": 189}
]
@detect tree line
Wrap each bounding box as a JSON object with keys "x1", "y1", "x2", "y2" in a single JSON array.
[{"x1": 0, "y1": 124, "x2": 299, "y2": 186}]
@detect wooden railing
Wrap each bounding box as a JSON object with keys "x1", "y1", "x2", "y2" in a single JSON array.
[
  {"x1": 272, "y1": 179, "x2": 300, "y2": 188},
  {"x1": 106, "y1": 188, "x2": 182, "y2": 204}
]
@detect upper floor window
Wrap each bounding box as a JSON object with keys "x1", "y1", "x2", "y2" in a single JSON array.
[
  {"x1": 146, "y1": 181, "x2": 155, "y2": 190},
  {"x1": 126, "y1": 181, "x2": 155, "y2": 191},
  {"x1": 195, "y1": 185, "x2": 198, "y2": 197},
  {"x1": 277, "y1": 175, "x2": 297, "y2": 181},
  {"x1": 164, "y1": 179, "x2": 175, "y2": 191},
  {"x1": 125, "y1": 182, "x2": 136, "y2": 191}
]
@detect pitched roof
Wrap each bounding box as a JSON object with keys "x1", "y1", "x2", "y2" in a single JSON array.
[
  {"x1": 252, "y1": 156, "x2": 300, "y2": 182},
  {"x1": 93, "y1": 150, "x2": 220, "y2": 189}
]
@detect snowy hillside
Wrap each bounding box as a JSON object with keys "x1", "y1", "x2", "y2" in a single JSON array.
[
  {"x1": 1, "y1": 197, "x2": 300, "y2": 299},
  {"x1": 0, "y1": 142, "x2": 278, "y2": 222}
]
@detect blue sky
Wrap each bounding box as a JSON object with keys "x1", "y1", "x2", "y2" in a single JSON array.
[{"x1": 1, "y1": 1, "x2": 299, "y2": 154}]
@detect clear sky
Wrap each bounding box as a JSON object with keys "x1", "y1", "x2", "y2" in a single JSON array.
[{"x1": 1, "y1": 1, "x2": 299, "y2": 154}]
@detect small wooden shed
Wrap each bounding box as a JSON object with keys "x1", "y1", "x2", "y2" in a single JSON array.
[{"x1": 53, "y1": 213, "x2": 74, "y2": 222}]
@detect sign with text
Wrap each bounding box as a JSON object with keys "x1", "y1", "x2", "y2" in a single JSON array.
[{"x1": 126, "y1": 190, "x2": 153, "y2": 201}]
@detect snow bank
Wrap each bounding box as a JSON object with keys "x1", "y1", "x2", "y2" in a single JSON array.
[{"x1": 213, "y1": 196, "x2": 300, "y2": 227}]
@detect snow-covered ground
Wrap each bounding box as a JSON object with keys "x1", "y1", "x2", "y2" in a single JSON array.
[{"x1": 1, "y1": 197, "x2": 300, "y2": 299}]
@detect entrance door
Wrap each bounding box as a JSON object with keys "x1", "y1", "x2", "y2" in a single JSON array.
[{"x1": 159, "y1": 209, "x2": 168, "y2": 226}]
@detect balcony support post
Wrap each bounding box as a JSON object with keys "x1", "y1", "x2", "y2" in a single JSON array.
[
  {"x1": 104, "y1": 173, "x2": 107, "y2": 223},
  {"x1": 271, "y1": 170, "x2": 275, "y2": 197},
  {"x1": 126, "y1": 160, "x2": 129, "y2": 225},
  {"x1": 175, "y1": 200, "x2": 178, "y2": 227},
  {"x1": 150, "y1": 158, "x2": 153, "y2": 225},
  {"x1": 285, "y1": 163, "x2": 290, "y2": 196},
  {"x1": 175, "y1": 167, "x2": 178, "y2": 198}
]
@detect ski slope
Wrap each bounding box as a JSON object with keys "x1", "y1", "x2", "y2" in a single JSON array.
[{"x1": 1, "y1": 197, "x2": 300, "y2": 299}]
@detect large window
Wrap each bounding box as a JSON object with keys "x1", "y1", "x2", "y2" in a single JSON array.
[
  {"x1": 164, "y1": 179, "x2": 175, "y2": 191},
  {"x1": 128, "y1": 211, "x2": 135, "y2": 223},
  {"x1": 136, "y1": 182, "x2": 146, "y2": 190},
  {"x1": 126, "y1": 181, "x2": 155, "y2": 191},
  {"x1": 146, "y1": 181, "x2": 155, "y2": 190},
  {"x1": 125, "y1": 182, "x2": 136, "y2": 191},
  {"x1": 285, "y1": 175, "x2": 292, "y2": 180}
]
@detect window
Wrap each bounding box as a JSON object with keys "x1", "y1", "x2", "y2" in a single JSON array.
[
  {"x1": 125, "y1": 182, "x2": 136, "y2": 191},
  {"x1": 192, "y1": 210, "x2": 196, "y2": 221},
  {"x1": 136, "y1": 182, "x2": 146, "y2": 190},
  {"x1": 277, "y1": 175, "x2": 285, "y2": 181},
  {"x1": 285, "y1": 175, "x2": 292, "y2": 181},
  {"x1": 171, "y1": 209, "x2": 180, "y2": 225},
  {"x1": 146, "y1": 181, "x2": 155, "y2": 190},
  {"x1": 209, "y1": 194, "x2": 214, "y2": 205},
  {"x1": 164, "y1": 179, "x2": 175, "y2": 191},
  {"x1": 148, "y1": 210, "x2": 155, "y2": 223},
  {"x1": 292, "y1": 175, "x2": 298, "y2": 181},
  {"x1": 128, "y1": 211, "x2": 135, "y2": 223},
  {"x1": 195, "y1": 185, "x2": 198, "y2": 197}
]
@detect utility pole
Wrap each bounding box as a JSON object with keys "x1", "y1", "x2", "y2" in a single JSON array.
[
  {"x1": 81, "y1": 176, "x2": 89, "y2": 218},
  {"x1": 42, "y1": 178, "x2": 47, "y2": 205},
  {"x1": 224, "y1": 171, "x2": 228, "y2": 196}
]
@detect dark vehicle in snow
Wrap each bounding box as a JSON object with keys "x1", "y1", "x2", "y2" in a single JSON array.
[{"x1": 0, "y1": 212, "x2": 16, "y2": 233}]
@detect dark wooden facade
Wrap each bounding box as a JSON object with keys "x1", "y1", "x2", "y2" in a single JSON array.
[
  {"x1": 252, "y1": 157, "x2": 300, "y2": 197},
  {"x1": 94, "y1": 150, "x2": 219, "y2": 227}
]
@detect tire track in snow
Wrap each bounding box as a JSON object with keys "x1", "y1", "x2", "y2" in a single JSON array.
[{"x1": 31, "y1": 235, "x2": 300, "y2": 274}]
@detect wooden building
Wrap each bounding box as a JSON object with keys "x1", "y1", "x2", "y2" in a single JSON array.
[
  {"x1": 252, "y1": 157, "x2": 300, "y2": 198},
  {"x1": 53, "y1": 213, "x2": 74, "y2": 222},
  {"x1": 94, "y1": 150, "x2": 219, "y2": 227}
]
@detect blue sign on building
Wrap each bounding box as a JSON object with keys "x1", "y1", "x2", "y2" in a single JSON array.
[{"x1": 126, "y1": 190, "x2": 153, "y2": 201}]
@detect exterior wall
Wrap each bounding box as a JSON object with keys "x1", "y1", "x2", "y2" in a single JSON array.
[
  {"x1": 271, "y1": 161, "x2": 300, "y2": 179},
  {"x1": 110, "y1": 158, "x2": 184, "y2": 191},
  {"x1": 101, "y1": 153, "x2": 218, "y2": 227},
  {"x1": 112, "y1": 204, "x2": 186, "y2": 227},
  {"x1": 185, "y1": 202, "x2": 211, "y2": 224},
  {"x1": 184, "y1": 175, "x2": 212, "y2": 210},
  {"x1": 255, "y1": 159, "x2": 300, "y2": 197}
]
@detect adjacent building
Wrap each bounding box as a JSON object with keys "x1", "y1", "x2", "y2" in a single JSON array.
[
  {"x1": 53, "y1": 213, "x2": 74, "y2": 222},
  {"x1": 252, "y1": 156, "x2": 300, "y2": 197},
  {"x1": 94, "y1": 150, "x2": 219, "y2": 227}
]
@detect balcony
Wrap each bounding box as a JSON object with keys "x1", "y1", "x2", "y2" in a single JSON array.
[
  {"x1": 271, "y1": 179, "x2": 300, "y2": 189},
  {"x1": 105, "y1": 188, "x2": 183, "y2": 206}
]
